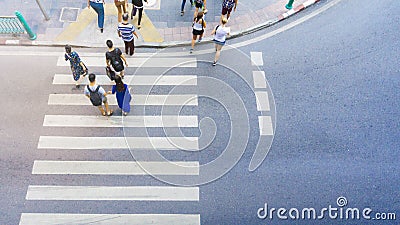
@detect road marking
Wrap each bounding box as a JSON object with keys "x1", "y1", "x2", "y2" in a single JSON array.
[
  {"x1": 255, "y1": 91, "x2": 270, "y2": 111},
  {"x1": 38, "y1": 136, "x2": 199, "y2": 150},
  {"x1": 250, "y1": 52, "x2": 264, "y2": 66},
  {"x1": 43, "y1": 115, "x2": 198, "y2": 128},
  {"x1": 252, "y1": 71, "x2": 267, "y2": 89},
  {"x1": 48, "y1": 94, "x2": 198, "y2": 106},
  {"x1": 53, "y1": 74, "x2": 197, "y2": 86},
  {"x1": 26, "y1": 185, "x2": 199, "y2": 201},
  {"x1": 19, "y1": 213, "x2": 200, "y2": 225},
  {"x1": 57, "y1": 56, "x2": 196, "y2": 67},
  {"x1": 32, "y1": 160, "x2": 199, "y2": 175},
  {"x1": 258, "y1": 116, "x2": 274, "y2": 135}
]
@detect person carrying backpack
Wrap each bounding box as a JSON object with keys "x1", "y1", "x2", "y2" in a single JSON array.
[
  {"x1": 105, "y1": 39, "x2": 128, "y2": 79},
  {"x1": 190, "y1": 11, "x2": 206, "y2": 53},
  {"x1": 84, "y1": 73, "x2": 113, "y2": 116}
]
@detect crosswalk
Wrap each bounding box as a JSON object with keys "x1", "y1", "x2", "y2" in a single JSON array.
[{"x1": 20, "y1": 54, "x2": 201, "y2": 224}]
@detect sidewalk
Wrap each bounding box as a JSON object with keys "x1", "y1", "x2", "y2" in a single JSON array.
[{"x1": 0, "y1": 0, "x2": 319, "y2": 48}]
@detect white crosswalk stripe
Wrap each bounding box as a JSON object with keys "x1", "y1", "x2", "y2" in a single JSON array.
[
  {"x1": 19, "y1": 213, "x2": 200, "y2": 225},
  {"x1": 53, "y1": 74, "x2": 197, "y2": 85},
  {"x1": 22, "y1": 54, "x2": 201, "y2": 224},
  {"x1": 38, "y1": 136, "x2": 199, "y2": 150},
  {"x1": 32, "y1": 160, "x2": 199, "y2": 175},
  {"x1": 57, "y1": 56, "x2": 197, "y2": 67},
  {"x1": 43, "y1": 115, "x2": 199, "y2": 127},
  {"x1": 26, "y1": 185, "x2": 199, "y2": 201},
  {"x1": 48, "y1": 94, "x2": 198, "y2": 106}
]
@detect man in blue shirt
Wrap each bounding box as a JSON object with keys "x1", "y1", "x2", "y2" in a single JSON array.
[{"x1": 117, "y1": 13, "x2": 139, "y2": 56}]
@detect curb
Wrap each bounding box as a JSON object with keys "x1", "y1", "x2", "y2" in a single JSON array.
[{"x1": 0, "y1": 0, "x2": 320, "y2": 49}]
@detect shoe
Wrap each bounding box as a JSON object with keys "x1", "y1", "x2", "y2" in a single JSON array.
[
  {"x1": 197, "y1": 38, "x2": 202, "y2": 43},
  {"x1": 75, "y1": 84, "x2": 80, "y2": 89},
  {"x1": 123, "y1": 111, "x2": 128, "y2": 116},
  {"x1": 212, "y1": 61, "x2": 217, "y2": 66},
  {"x1": 107, "y1": 110, "x2": 113, "y2": 116},
  {"x1": 203, "y1": 9, "x2": 208, "y2": 14},
  {"x1": 190, "y1": 48, "x2": 193, "y2": 53},
  {"x1": 137, "y1": 25, "x2": 141, "y2": 29},
  {"x1": 181, "y1": 11, "x2": 184, "y2": 16},
  {"x1": 100, "y1": 28, "x2": 103, "y2": 33}
]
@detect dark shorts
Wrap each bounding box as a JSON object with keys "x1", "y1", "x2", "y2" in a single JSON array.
[
  {"x1": 192, "y1": 29, "x2": 204, "y2": 36},
  {"x1": 214, "y1": 39, "x2": 226, "y2": 46},
  {"x1": 195, "y1": 2, "x2": 203, "y2": 8},
  {"x1": 221, "y1": 6, "x2": 233, "y2": 15}
]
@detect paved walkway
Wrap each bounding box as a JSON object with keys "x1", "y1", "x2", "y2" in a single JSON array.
[{"x1": 0, "y1": 0, "x2": 318, "y2": 47}]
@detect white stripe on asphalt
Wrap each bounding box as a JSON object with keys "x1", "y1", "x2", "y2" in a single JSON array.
[
  {"x1": 255, "y1": 91, "x2": 270, "y2": 111},
  {"x1": 57, "y1": 57, "x2": 197, "y2": 67},
  {"x1": 252, "y1": 71, "x2": 267, "y2": 89},
  {"x1": 32, "y1": 160, "x2": 199, "y2": 175},
  {"x1": 48, "y1": 94, "x2": 198, "y2": 106},
  {"x1": 26, "y1": 185, "x2": 199, "y2": 201},
  {"x1": 53, "y1": 74, "x2": 197, "y2": 86},
  {"x1": 250, "y1": 52, "x2": 264, "y2": 66},
  {"x1": 43, "y1": 115, "x2": 198, "y2": 128},
  {"x1": 37, "y1": 136, "x2": 199, "y2": 150},
  {"x1": 258, "y1": 116, "x2": 274, "y2": 135},
  {"x1": 19, "y1": 213, "x2": 200, "y2": 225}
]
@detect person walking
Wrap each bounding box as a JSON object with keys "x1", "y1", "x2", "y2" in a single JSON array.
[
  {"x1": 108, "y1": 75, "x2": 132, "y2": 116},
  {"x1": 105, "y1": 40, "x2": 128, "y2": 78},
  {"x1": 118, "y1": 13, "x2": 139, "y2": 56},
  {"x1": 193, "y1": 0, "x2": 207, "y2": 18},
  {"x1": 64, "y1": 45, "x2": 88, "y2": 88},
  {"x1": 88, "y1": 0, "x2": 105, "y2": 33},
  {"x1": 221, "y1": 0, "x2": 238, "y2": 20},
  {"x1": 190, "y1": 11, "x2": 206, "y2": 53},
  {"x1": 181, "y1": 0, "x2": 193, "y2": 16},
  {"x1": 211, "y1": 18, "x2": 230, "y2": 66},
  {"x1": 114, "y1": 0, "x2": 128, "y2": 23},
  {"x1": 84, "y1": 73, "x2": 113, "y2": 116},
  {"x1": 131, "y1": 0, "x2": 147, "y2": 29}
]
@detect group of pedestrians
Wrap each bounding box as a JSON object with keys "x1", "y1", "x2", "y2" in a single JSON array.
[
  {"x1": 65, "y1": 44, "x2": 132, "y2": 117},
  {"x1": 187, "y1": 0, "x2": 237, "y2": 66},
  {"x1": 88, "y1": 0, "x2": 147, "y2": 33}
]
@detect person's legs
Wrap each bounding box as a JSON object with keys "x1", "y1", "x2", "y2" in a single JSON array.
[
  {"x1": 191, "y1": 34, "x2": 197, "y2": 52},
  {"x1": 103, "y1": 97, "x2": 112, "y2": 115},
  {"x1": 91, "y1": 2, "x2": 105, "y2": 30},
  {"x1": 124, "y1": 41, "x2": 129, "y2": 55},
  {"x1": 138, "y1": 8, "x2": 143, "y2": 26},
  {"x1": 120, "y1": 70, "x2": 125, "y2": 78},
  {"x1": 181, "y1": 0, "x2": 187, "y2": 12},
  {"x1": 128, "y1": 40, "x2": 134, "y2": 56},
  {"x1": 97, "y1": 106, "x2": 106, "y2": 116},
  {"x1": 214, "y1": 44, "x2": 223, "y2": 64},
  {"x1": 115, "y1": 1, "x2": 123, "y2": 22}
]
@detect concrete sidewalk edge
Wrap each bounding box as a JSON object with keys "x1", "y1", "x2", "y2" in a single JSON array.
[{"x1": 0, "y1": 0, "x2": 320, "y2": 49}]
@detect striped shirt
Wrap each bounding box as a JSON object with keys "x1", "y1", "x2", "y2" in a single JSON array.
[
  {"x1": 118, "y1": 23, "x2": 135, "y2": 42},
  {"x1": 223, "y1": 0, "x2": 235, "y2": 8}
]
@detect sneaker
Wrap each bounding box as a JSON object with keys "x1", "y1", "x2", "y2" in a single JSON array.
[
  {"x1": 197, "y1": 38, "x2": 202, "y2": 43},
  {"x1": 137, "y1": 25, "x2": 141, "y2": 29},
  {"x1": 181, "y1": 11, "x2": 184, "y2": 16},
  {"x1": 190, "y1": 48, "x2": 193, "y2": 53},
  {"x1": 212, "y1": 61, "x2": 217, "y2": 66},
  {"x1": 100, "y1": 28, "x2": 103, "y2": 33}
]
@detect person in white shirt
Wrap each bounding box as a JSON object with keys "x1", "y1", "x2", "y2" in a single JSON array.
[
  {"x1": 211, "y1": 18, "x2": 230, "y2": 66},
  {"x1": 190, "y1": 11, "x2": 206, "y2": 53}
]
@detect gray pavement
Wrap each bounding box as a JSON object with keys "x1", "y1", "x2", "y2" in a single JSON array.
[{"x1": 0, "y1": 0, "x2": 315, "y2": 47}]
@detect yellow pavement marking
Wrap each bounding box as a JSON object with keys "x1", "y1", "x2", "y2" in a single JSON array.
[
  {"x1": 55, "y1": 7, "x2": 96, "y2": 42},
  {"x1": 132, "y1": 13, "x2": 164, "y2": 43}
]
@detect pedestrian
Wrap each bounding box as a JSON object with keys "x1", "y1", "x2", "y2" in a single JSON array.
[
  {"x1": 193, "y1": 0, "x2": 207, "y2": 18},
  {"x1": 211, "y1": 18, "x2": 230, "y2": 66},
  {"x1": 105, "y1": 40, "x2": 128, "y2": 78},
  {"x1": 118, "y1": 13, "x2": 139, "y2": 56},
  {"x1": 221, "y1": 0, "x2": 238, "y2": 20},
  {"x1": 64, "y1": 45, "x2": 88, "y2": 88},
  {"x1": 181, "y1": 0, "x2": 193, "y2": 16},
  {"x1": 108, "y1": 75, "x2": 132, "y2": 116},
  {"x1": 131, "y1": 0, "x2": 148, "y2": 29},
  {"x1": 84, "y1": 73, "x2": 113, "y2": 116},
  {"x1": 114, "y1": 0, "x2": 128, "y2": 23},
  {"x1": 190, "y1": 11, "x2": 206, "y2": 53},
  {"x1": 88, "y1": 0, "x2": 105, "y2": 33}
]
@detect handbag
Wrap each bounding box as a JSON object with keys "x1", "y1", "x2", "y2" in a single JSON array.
[{"x1": 105, "y1": 66, "x2": 116, "y2": 81}]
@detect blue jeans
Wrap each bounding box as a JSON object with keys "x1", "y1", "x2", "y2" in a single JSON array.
[
  {"x1": 181, "y1": 0, "x2": 193, "y2": 12},
  {"x1": 90, "y1": 1, "x2": 104, "y2": 29}
]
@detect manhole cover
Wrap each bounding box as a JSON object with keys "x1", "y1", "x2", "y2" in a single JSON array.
[{"x1": 59, "y1": 7, "x2": 79, "y2": 22}]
